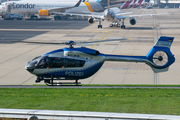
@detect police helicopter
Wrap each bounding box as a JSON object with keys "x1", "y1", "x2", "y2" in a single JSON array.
[{"x1": 25, "y1": 36, "x2": 175, "y2": 86}]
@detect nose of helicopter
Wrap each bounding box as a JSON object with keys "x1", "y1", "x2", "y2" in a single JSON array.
[
  {"x1": 25, "y1": 64, "x2": 34, "y2": 73},
  {"x1": 25, "y1": 61, "x2": 37, "y2": 73}
]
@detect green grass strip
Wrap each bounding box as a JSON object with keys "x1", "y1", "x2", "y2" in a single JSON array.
[{"x1": 0, "y1": 88, "x2": 180, "y2": 115}]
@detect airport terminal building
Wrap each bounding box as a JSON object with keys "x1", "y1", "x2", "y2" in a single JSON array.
[
  {"x1": 158, "y1": 0, "x2": 180, "y2": 8},
  {"x1": 150, "y1": 0, "x2": 180, "y2": 8}
]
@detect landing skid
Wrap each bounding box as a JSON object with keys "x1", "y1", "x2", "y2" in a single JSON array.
[
  {"x1": 45, "y1": 80, "x2": 81, "y2": 86},
  {"x1": 36, "y1": 76, "x2": 81, "y2": 86}
]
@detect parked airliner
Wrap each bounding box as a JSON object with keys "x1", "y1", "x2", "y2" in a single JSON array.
[
  {"x1": 0, "y1": 0, "x2": 130, "y2": 19},
  {"x1": 0, "y1": 0, "x2": 83, "y2": 19}
]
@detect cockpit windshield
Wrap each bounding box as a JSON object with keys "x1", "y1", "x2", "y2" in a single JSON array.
[
  {"x1": 27, "y1": 56, "x2": 42, "y2": 68},
  {"x1": 28, "y1": 56, "x2": 48, "y2": 68}
]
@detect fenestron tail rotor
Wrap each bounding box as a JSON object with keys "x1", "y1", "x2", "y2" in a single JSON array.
[{"x1": 152, "y1": 51, "x2": 168, "y2": 67}]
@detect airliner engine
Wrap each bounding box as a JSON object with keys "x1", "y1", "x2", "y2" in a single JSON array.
[
  {"x1": 88, "y1": 17, "x2": 96, "y2": 25},
  {"x1": 39, "y1": 10, "x2": 49, "y2": 16},
  {"x1": 129, "y1": 17, "x2": 136, "y2": 25}
]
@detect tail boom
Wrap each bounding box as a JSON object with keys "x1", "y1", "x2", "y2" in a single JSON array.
[{"x1": 103, "y1": 36, "x2": 175, "y2": 73}]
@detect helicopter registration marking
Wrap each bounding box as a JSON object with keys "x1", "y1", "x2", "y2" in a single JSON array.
[{"x1": 65, "y1": 71, "x2": 84, "y2": 76}]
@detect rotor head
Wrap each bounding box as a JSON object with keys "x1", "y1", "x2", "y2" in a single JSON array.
[{"x1": 66, "y1": 41, "x2": 76, "y2": 48}]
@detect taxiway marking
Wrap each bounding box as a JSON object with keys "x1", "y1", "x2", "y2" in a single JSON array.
[
  {"x1": 91, "y1": 27, "x2": 116, "y2": 49},
  {"x1": 91, "y1": 31, "x2": 108, "y2": 33}
]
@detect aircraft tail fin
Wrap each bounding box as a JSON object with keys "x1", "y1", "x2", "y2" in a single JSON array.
[{"x1": 74, "y1": 0, "x2": 82, "y2": 7}]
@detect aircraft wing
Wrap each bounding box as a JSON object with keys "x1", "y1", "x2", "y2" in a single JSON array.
[
  {"x1": 115, "y1": 12, "x2": 133, "y2": 16},
  {"x1": 48, "y1": 0, "x2": 82, "y2": 12},
  {"x1": 82, "y1": 11, "x2": 104, "y2": 15},
  {"x1": 116, "y1": 13, "x2": 171, "y2": 19},
  {"x1": 80, "y1": 11, "x2": 132, "y2": 16},
  {"x1": 53, "y1": 12, "x2": 104, "y2": 19}
]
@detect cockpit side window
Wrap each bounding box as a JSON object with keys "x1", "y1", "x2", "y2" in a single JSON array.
[{"x1": 37, "y1": 57, "x2": 48, "y2": 68}]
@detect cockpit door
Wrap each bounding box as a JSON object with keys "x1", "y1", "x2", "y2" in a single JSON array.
[{"x1": 37, "y1": 56, "x2": 49, "y2": 74}]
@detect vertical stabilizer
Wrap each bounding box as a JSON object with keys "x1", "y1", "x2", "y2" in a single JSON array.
[{"x1": 146, "y1": 36, "x2": 175, "y2": 73}]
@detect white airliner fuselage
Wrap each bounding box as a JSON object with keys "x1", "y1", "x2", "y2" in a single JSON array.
[
  {"x1": 0, "y1": 1, "x2": 80, "y2": 15},
  {"x1": 0, "y1": 0, "x2": 130, "y2": 17}
]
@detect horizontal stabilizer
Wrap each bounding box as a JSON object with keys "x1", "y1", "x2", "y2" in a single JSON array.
[{"x1": 151, "y1": 67, "x2": 169, "y2": 73}]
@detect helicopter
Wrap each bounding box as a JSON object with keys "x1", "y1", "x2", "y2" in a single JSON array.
[{"x1": 25, "y1": 36, "x2": 175, "y2": 86}]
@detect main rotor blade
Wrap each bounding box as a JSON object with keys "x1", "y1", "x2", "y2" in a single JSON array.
[{"x1": 1, "y1": 38, "x2": 127, "y2": 45}]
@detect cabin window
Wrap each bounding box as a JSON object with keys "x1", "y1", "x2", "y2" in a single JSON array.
[
  {"x1": 47, "y1": 57, "x2": 85, "y2": 68},
  {"x1": 64, "y1": 58, "x2": 85, "y2": 67},
  {"x1": 49, "y1": 57, "x2": 63, "y2": 68},
  {"x1": 64, "y1": 59, "x2": 76, "y2": 67}
]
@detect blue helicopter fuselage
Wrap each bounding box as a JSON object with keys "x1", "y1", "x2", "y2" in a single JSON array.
[
  {"x1": 25, "y1": 36, "x2": 176, "y2": 81},
  {"x1": 25, "y1": 46, "x2": 149, "y2": 80}
]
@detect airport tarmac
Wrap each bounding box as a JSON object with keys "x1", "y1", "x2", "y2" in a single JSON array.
[{"x1": 0, "y1": 8, "x2": 180, "y2": 85}]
